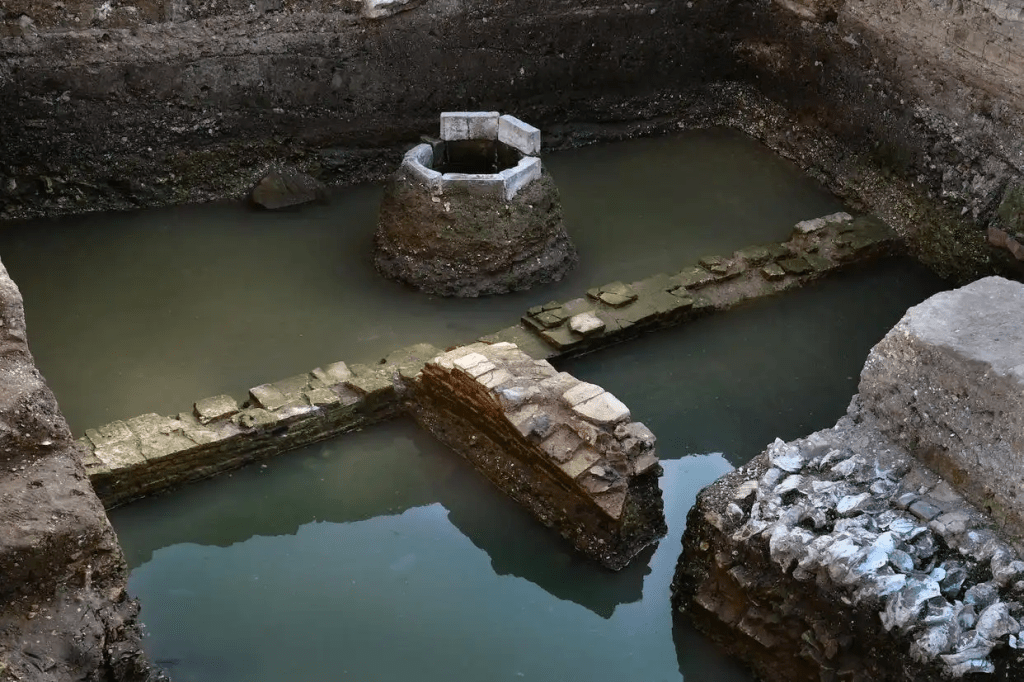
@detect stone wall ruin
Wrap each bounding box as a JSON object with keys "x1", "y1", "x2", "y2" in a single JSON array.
[{"x1": 673, "y1": 277, "x2": 1024, "y2": 680}]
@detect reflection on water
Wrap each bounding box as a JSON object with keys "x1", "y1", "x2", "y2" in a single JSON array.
[
  {"x1": 0, "y1": 129, "x2": 842, "y2": 434},
  {"x1": 112, "y1": 259, "x2": 946, "y2": 682}
]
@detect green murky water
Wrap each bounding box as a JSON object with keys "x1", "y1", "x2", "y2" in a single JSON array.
[
  {"x1": 0, "y1": 130, "x2": 946, "y2": 681},
  {"x1": 0, "y1": 128, "x2": 841, "y2": 435}
]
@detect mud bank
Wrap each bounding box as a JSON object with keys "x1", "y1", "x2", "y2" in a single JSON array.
[{"x1": 0, "y1": 258, "x2": 158, "y2": 682}]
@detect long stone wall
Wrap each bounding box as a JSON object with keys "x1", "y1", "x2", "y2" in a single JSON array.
[{"x1": 77, "y1": 210, "x2": 900, "y2": 509}]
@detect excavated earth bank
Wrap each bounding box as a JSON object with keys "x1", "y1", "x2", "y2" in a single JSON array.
[{"x1": 0, "y1": 257, "x2": 160, "y2": 682}]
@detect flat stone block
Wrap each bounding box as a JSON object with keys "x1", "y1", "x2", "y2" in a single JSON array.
[
  {"x1": 699, "y1": 256, "x2": 729, "y2": 276},
  {"x1": 440, "y1": 173, "x2": 505, "y2": 199},
  {"x1": 539, "y1": 325, "x2": 584, "y2": 351},
  {"x1": 86, "y1": 420, "x2": 134, "y2": 449},
  {"x1": 94, "y1": 439, "x2": 145, "y2": 471},
  {"x1": 560, "y1": 446, "x2": 601, "y2": 479},
  {"x1": 760, "y1": 262, "x2": 787, "y2": 281},
  {"x1": 345, "y1": 365, "x2": 395, "y2": 398},
  {"x1": 384, "y1": 343, "x2": 443, "y2": 380},
  {"x1": 794, "y1": 211, "x2": 853, "y2": 234},
  {"x1": 312, "y1": 361, "x2": 352, "y2": 386},
  {"x1": 735, "y1": 245, "x2": 772, "y2": 266},
  {"x1": 305, "y1": 387, "x2": 342, "y2": 407},
  {"x1": 440, "y1": 111, "x2": 500, "y2": 141},
  {"x1": 498, "y1": 114, "x2": 541, "y2": 155},
  {"x1": 562, "y1": 382, "x2": 605, "y2": 407},
  {"x1": 670, "y1": 266, "x2": 716, "y2": 289},
  {"x1": 574, "y1": 392, "x2": 631, "y2": 425},
  {"x1": 234, "y1": 407, "x2": 279, "y2": 430},
  {"x1": 569, "y1": 312, "x2": 605, "y2": 336},
  {"x1": 250, "y1": 383, "x2": 289, "y2": 411},
  {"x1": 194, "y1": 394, "x2": 239, "y2": 424},
  {"x1": 778, "y1": 257, "x2": 813, "y2": 275}
]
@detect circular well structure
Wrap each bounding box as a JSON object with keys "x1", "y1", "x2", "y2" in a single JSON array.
[{"x1": 373, "y1": 112, "x2": 578, "y2": 297}]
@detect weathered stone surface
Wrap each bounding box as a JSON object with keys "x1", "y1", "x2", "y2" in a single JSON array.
[
  {"x1": 407, "y1": 341, "x2": 666, "y2": 569},
  {"x1": 568, "y1": 312, "x2": 605, "y2": 336},
  {"x1": 374, "y1": 141, "x2": 577, "y2": 297},
  {"x1": 0, "y1": 256, "x2": 160, "y2": 682},
  {"x1": 249, "y1": 167, "x2": 324, "y2": 210},
  {"x1": 859, "y1": 277, "x2": 1024, "y2": 541},
  {"x1": 194, "y1": 394, "x2": 239, "y2": 424},
  {"x1": 673, "y1": 401, "x2": 1024, "y2": 680}
]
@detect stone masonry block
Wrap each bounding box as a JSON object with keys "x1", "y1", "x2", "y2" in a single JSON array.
[
  {"x1": 439, "y1": 173, "x2": 505, "y2": 199},
  {"x1": 498, "y1": 114, "x2": 541, "y2": 155},
  {"x1": 439, "y1": 112, "x2": 500, "y2": 141}
]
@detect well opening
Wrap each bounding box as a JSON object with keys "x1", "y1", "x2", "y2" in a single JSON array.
[{"x1": 434, "y1": 139, "x2": 523, "y2": 175}]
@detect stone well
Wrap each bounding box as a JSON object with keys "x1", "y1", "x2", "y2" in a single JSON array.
[{"x1": 373, "y1": 112, "x2": 578, "y2": 297}]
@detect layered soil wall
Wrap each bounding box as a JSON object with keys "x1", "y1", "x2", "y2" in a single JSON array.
[{"x1": 3, "y1": 0, "x2": 1024, "y2": 280}]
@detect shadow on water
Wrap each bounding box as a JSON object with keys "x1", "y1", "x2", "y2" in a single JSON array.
[{"x1": 112, "y1": 419, "x2": 650, "y2": 620}]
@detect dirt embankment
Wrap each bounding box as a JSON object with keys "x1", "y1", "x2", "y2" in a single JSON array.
[{"x1": 0, "y1": 257, "x2": 161, "y2": 682}]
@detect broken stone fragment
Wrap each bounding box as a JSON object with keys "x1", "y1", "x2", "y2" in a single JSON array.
[{"x1": 311, "y1": 360, "x2": 352, "y2": 386}]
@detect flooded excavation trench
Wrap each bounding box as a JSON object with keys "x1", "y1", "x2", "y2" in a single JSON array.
[{"x1": 0, "y1": 130, "x2": 946, "y2": 682}]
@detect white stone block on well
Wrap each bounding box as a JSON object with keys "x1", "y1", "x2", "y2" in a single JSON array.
[
  {"x1": 498, "y1": 114, "x2": 541, "y2": 155},
  {"x1": 440, "y1": 111, "x2": 500, "y2": 141},
  {"x1": 500, "y1": 157, "x2": 542, "y2": 200},
  {"x1": 441, "y1": 173, "x2": 506, "y2": 199},
  {"x1": 404, "y1": 143, "x2": 434, "y2": 167}
]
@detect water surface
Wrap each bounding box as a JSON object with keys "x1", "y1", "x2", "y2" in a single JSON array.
[
  {"x1": 1, "y1": 129, "x2": 947, "y2": 680},
  {"x1": 0, "y1": 129, "x2": 842, "y2": 433}
]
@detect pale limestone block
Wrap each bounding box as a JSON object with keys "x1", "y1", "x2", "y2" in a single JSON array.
[
  {"x1": 573, "y1": 392, "x2": 631, "y2": 425},
  {"x1": 439, "y1": 111, "x2": 499, "y2": 141}
]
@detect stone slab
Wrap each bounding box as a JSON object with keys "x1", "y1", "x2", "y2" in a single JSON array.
[
  {"x1": 439, "y1": 111, "x2": 500, "y2": 141},
  {"x1": 500, "y1": 157, "x2": 542, "y2": 199},
  {"x1": 194, "y1": 394, "x2": 239, "y2": 424}
]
